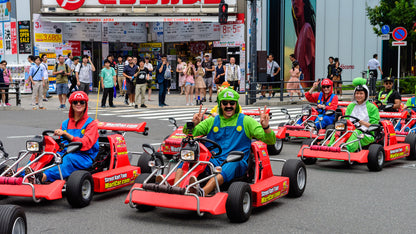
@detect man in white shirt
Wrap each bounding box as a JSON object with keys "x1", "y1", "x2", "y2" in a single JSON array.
[
  {"x1": 65, "y1": 53, "x2": 74, "y2": 68},
  {"x1": 261, "y1": 54, "x2": 281, "y2": 100},
  {"x1": 367, "y1": 54, "x2": 383, "y2": 96},
  {"x1": 75, "y1": 55, "x2": 96, "y2": 95},
  {"x1": 40, "y1": 54, "x2": 50, "y2": 101},
  {"x1": 225, "y1": 57, "x2": 241, "y2": 91}
]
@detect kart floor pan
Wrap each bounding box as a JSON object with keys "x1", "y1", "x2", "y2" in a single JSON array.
[
  {"x1": 298, "y1": 147, "x2": 369, "y2": 163},
  {"x1": 0, "y1": 180, "x2": 65, "y2": 200},
  {"x1": 125, "y1": 184, "x2": 228, "y2": 215}
]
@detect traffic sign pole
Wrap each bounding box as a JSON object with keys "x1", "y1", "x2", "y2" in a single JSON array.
[{"x1": 398, "y1": 45, "x2": 400, "y2": 92}]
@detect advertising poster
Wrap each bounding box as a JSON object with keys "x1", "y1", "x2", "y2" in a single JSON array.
[
  {"x1": 0, "y1": 23, "x2": 4, "y2": 56},
  {"x1": 284, "y1": 0, "x2": 316, "y2": 84},
  {"x1": 164, "y1": 22, "x2": 220, "y2": 42},
  {"x1": 68, "y1": 41, "x2": 81, "y2": 56},
  {"x1": 0, "y1": 0, "x2": 10, "y2": 22},
  {"x1": 18, "y1": 21, "x2": 31, "y2": 54},
  {"x1": 4, "y1": 21, "x2": 17, "y2": 54},
  {"x1": 63, "y1": 22, "x2": 101, "y2": 41}
]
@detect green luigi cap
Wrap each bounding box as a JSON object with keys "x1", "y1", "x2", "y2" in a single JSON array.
[
  {"x1": 352, "y1": 77, "x2": 366, "y2": 87},
  {"x1": 217, "y1": 88, "x2": 240, "y2": 114}
]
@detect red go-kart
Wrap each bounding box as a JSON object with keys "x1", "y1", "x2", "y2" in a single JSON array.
[
  {"x1": 126, "y1": 122, "x2": 306, "y2": 223},
  {"x1": 297, "y1": 115, "x2": 416, "y2": 171},
  {"x1": 0, "y1": 121, "x2": 148, "y2": 208},
  {"x1": 276, "y1": 104, "x2": 338, "y2": 141}
]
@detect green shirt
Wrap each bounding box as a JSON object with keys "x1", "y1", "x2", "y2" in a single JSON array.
[
  {"x1": 187, "y1": 113, "x2": 276, "y2": 145},
  {"x1": 100, "y1": 67, "x2": 116, "y2": 88},
  {"x1": 53, "y1": 64, "x2": 70, "y2": 84}
]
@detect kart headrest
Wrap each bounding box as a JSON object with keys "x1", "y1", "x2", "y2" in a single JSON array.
[
  {"x1": 285, "y1": 125, "x2": 305, "y2": 130},
  {"x1": 0, "y1": 176, "x2": 23, "y2": 185},
  {"x1": 310, "y1": 145, "x2": 341, "y2": 152}
]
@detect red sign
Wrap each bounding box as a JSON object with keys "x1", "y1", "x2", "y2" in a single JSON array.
[
  {"x1": 56, "y1": 0, "x2": 221, "y2": 10},
  {"x1": 68, "y1": 41, "x2": 81, "y2": 56},
  {"x1": 392, "y1": 27, "x2": 407, "y2": 41},
  {"x1": 57, "y1": 0, "x2": 85, "y2": 10},
  {"x1": 10, "y1": 22, "x2": 17, "y2": 54}
]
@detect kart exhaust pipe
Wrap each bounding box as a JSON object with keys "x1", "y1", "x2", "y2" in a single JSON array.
[{"x1": 0, "y1": 176, "x2": 23, "y2": 185}]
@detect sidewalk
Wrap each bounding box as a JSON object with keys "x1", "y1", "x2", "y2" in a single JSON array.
[{"x1": 0, "y1": 89, "x2": 356, "y2": 111}]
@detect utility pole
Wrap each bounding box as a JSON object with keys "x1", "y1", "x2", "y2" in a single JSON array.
[{"x1": 248, "y1": 0, "x2": 257, "y2": 104}]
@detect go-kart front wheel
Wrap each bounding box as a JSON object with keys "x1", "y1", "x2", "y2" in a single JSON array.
[
  {"x1": 282, "y1": 159, "x2": 307, "y2": 198},
  {"x1": 134, "y1": 173, "x2": 156, "y2": 212},
  {"x1": 367, "y1": 144, "x2": 384, "y2": 172},
  {"x1": 300, "y1": 139, "x2": 317, "y2": 165},
  {"x1": 226, "y1": 182, "x2": 252, "y2": 223},
  {"x1": 66, "y1": 170, "x2": 94, "y2": 208},
  {"x1": 0, "y1": 205, "x2": 27, "y2": 234},
  {"x1": 267, "y1": 139, "x2": 283, "y2": 155},
  {"x1": 137, "y1": 152, "x2": 164, "y2": 175}
]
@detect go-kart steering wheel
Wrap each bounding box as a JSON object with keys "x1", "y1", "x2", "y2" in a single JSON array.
[
  {"x1": 340, "y1": 115, "x2": 361, "y2": 126},
  {"x1": 195, "y1": 137, "x2": 222, "y2": 156},
  {"x1": 42, "y1": 130, "x2": 72, "y2": 142}
]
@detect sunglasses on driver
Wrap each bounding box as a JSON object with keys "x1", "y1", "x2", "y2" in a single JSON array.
[
  {"x1": 72, "y1": 101, "x2": 86, "y2": 105},
  {"x1": 221, "y1": 101, "x2": 237, "y2": 106}
]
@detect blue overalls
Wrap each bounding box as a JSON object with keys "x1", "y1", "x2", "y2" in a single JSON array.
[
  {"x1": 44, "y1": 117, "x2": 99, "y2": 181},
  {"x1": 398, "y1": 97, "x2": 416, "y2": 132},
  {"x1": 206, "y1": 114, "x2": 252, "y2": 183},
  {"x1": 315, "y1": 92, "x2": 335, "y2": 129}
]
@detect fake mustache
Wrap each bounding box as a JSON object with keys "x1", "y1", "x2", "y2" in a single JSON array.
[{"x1": 224, "y1": 107, "x2": 234, "y2": 111}]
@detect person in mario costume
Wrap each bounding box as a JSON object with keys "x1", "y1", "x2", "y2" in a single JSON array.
[
  {"x1": 39, "y1": 91, "x2": 100, "y2": 182},
  {"x1": 304, "y1": 78, "x2": 338, "y2": 129}
]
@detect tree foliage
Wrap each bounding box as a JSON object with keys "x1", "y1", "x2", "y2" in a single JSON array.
[{"x1": 366, "y1": 0, "x2": 416, "y2": 43}]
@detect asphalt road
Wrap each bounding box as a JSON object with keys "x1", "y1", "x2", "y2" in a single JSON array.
[{"x1": 0, "y1": 109, "x2": 415, "y2": 234}]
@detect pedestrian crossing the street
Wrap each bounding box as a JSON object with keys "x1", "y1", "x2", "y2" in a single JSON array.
[{"x1": 88, "y1": 106, "x2": 302, "y2": 128}]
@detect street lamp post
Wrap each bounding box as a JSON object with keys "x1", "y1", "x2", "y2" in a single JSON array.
[{"x1": 248, "y1": 0, "x2": 257, "y2": 104}]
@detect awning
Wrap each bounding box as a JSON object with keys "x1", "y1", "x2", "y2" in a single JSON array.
[{"x1": 40, "y1": 15, "x2": 236, "y2": 23}]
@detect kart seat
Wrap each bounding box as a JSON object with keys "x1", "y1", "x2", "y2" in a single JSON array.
[
  {"x1": 88, "y1": 142, "x2": 111, "y2": 173},
  {"x1": 310, "y1": 145, "x2": 341, "y2": 152}
]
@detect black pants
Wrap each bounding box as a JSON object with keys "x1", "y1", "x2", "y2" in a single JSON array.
[
  {"x1": 67, "y1": 78, "x2": 78, "y2": 96},
  {"x1": 4, "y1": 84, "x2": 9, "y2": 103},
  {"x1": 229, "y1": 80, "x2": 239, "y2": 91},
  {"x1": 369, "y1": 69, "x2": 377, "y2": 96},
  {"x1": 102, "y1": 87, "x2": 114, "y2": 107}
]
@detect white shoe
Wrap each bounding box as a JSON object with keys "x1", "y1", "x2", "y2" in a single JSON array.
[
  {"x1": 168, "y1": 91, "x2": 170, "y2": 95},
  {"x1": 191, "y1": 103, "x2": 195, "y2": 106},
  {"x1": 186, "y1": 103, "x2": 190, "y2": 106}
]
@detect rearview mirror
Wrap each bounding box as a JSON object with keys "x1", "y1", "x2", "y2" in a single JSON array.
[
  {"x1": 169, "y1": 117, "x2": 177, "y2": 126},
  {"x1": 142, "y1": 143, "x2": 155, "y2": 155},
  {"x1": 306, "y1": 120, "x2": 315, "y2": 128},
  {"x1": 281, "y1": 108, "x2": 288, "y2": 114},
  {"x1": 66, "y1": 142, "x2": 82, "y2": 154}
]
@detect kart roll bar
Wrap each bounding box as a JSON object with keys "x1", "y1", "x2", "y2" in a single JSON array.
[{"x1": 97, "y1": 121, "x2": 149, "y2": 135}]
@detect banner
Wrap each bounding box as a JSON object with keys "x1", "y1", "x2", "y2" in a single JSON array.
[
  {"x1": 0, "y1": 0, "x2": 10, "y2": 22},
  {"x1": 35, "y1": 33, "x2": 62, "y2": 43},
  {"x1": 68, "y1": 41, "x2": 81, "y2": 56},
  {"x1": 18, "y1": 21, "x2": 31, "y2": 54},
  {"x1": 4, "y1": 21, "x2": 17, "y2": 54},
  {"x1": 163, "y1": 22, "x2": 220, "y2": 42},
  {"x1": 63, "y1": 22, "x2": 101, "y2": 41},
  {"x1": 102, "y1": 22, "x2": 147, "y2": 43},
  {"x1": 0, "y1": 23, "x2": 3, "y2": 56}
]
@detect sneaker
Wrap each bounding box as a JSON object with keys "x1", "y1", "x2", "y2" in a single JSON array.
[
  {"x1": 134, "y1": 105, "x2": 138, "y2": 108},
  {"x1": 130, "y1": 102, "x2": 134, "y2": 107},
  {"x1": 168, "y1": 91, "x2": 170, "y2": 95},
  {"x1": 186, "y1": 103, "x2": 190, "y2": 106},
  {"x1": 140, "y1": 104, "x2": 147, "y2": 108},
  {"x1": 43, "y1": 98, "x2": 48, "y2": 102},
  {"x1": 33, "y1": 106, "x2": 37, "y2": 110},
  {"x1": 5, "y1": 103, "x2": 11, "y2": 106},
  {"x1": 259, "y1": 96, "x2": 264, "y2": 100},
  {"x1": 267, "y1": 96, "x2": 271, "y2": 100},
  {"x1": 101, "y1": 105, "x2": 106, "y2": 108},
  {"x1": 163, "y1": 103, "x2": 169, "y2": 106},
  {"x1": 39, "y1": 107, "x2": 46, "y2": 110},
  {"x1": 209, "y1": 98, "x2": 212, "y2": 102},
  {"x1": 124, "y1": 100, "x2": 129, "y2": 105},
  {"x1": 188, "y1": 176, "x2": 205, "y2": 197},
  {"x1": 155, "y1": 175, "x2": 165, "y2": 184},
  {"x1": 202, "y1": 97, "x2": 206, "y2": 102},
  {"x1": 159, "y1": 104, "x2": 164, "y2": 107},
  {"x1": 110, "y1": 105, "x2": 116, "y2": 108}
]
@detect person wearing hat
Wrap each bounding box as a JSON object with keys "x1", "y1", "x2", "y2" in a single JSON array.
[
  {"x1": 202, "y1": 53, "x2": 215, "y2": 102},
  {"x1": 34, "y1": 91, "x2": 100, "y2": 183},
  {"x1": 376, "y1": 76, "x2": 401, "y2": 112},
  {"x1": 329, "y1": 78, "x2": 380, "y2": 152},
  {"x1": 303, "y1": 78, "x2": 338, "y2": 129},
  {"x1": 166, "y1": 89, "x2": 275, "y2": 196}
]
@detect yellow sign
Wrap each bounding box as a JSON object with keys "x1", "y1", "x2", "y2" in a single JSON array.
[
  {"x1": 63, "y1": 50, "x2": 72, "y2": 56},
  {"x1": 139, "y1": 43, "x2": 162, "y2": 48},
  {"x1": 0, "y1": 40, "x2": 3, "y2": 49},
  {"x1": 35, "y1": 33, "x2": 62, "y2": 43}
]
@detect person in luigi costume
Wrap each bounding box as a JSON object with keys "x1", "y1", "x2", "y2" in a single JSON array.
[
  {"x1": 171, "y1": 88, "x2": 276, "y2": 196},
  {"x1": 329, "y1": 78, "x2": 380, "y2": 152},
  {"x1": 376, "y1": 76, "x2": 401, "y2": 112}
]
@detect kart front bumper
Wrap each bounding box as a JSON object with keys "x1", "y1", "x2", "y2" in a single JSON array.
[
  {"x1": 297, "y1": 145, "x2": 369, "y2": 163},
  {"x1": 125, "y1": 184, "x2": 228, "y2": 215},
  {"x1": 0, "y1": 180, "x2": 65, "y2": 201}
]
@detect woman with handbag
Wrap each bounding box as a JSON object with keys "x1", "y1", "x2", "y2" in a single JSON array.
[
  {"x1": 194, "y1": 61, "x2": 206, "y2": 105},
  {"x1": 184, "y1": 61, "x2": 196, "y2": 106}
]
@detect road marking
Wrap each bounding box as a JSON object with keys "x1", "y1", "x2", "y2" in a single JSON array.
[{"x1": 7, "y1": 135, "x2": 35, "y2": 139}]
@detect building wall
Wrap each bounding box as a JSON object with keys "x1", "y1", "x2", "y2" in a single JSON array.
[{"x1": 315, "y1": 0, "x2": 381, "y2": 82}]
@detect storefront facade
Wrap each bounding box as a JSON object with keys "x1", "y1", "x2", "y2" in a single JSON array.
[{"x1": 32, "y1": 0, "x2": 246, "y2": 91}]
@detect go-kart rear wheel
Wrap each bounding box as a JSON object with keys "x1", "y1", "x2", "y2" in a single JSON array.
[
  {"x1": 66, "y1": 170, "x2": 94, "y2": 208},
  {"x1": 367, "y1": 144, "x2": 384, "y2": 172},
  {"x1": 300, "y1": 139, "x2": 317, "y2": 165},
  {"x1": 282, "y1": 159, "x2": 307, "y2": 198},
  {"x1": 267, "y1": 139, "x2": 283, "y2": 155},
  {"x1": 0, "y1": 205, "x2": 27, "y2": 234},
  {"x1": 134, "y1": 173, "x2": 156, "y2": 212},
  {"x1": 137, "y1": 152, "x2": 164, "y2": 175},
  {"x1": 404, "y1": 133, "x2": 416, "y2": 160},
  {"x1": 226, "y1": 182, "x2": 252, "y2": 223}
]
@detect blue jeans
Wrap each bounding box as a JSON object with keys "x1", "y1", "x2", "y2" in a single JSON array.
[
  {"x1": 158, "y1": 80, "x2": 167, "y2": 106},
  {"x1": 315, "y1": 114, "x2": 334, "y2": 129}
]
